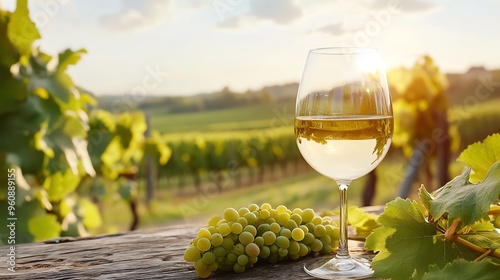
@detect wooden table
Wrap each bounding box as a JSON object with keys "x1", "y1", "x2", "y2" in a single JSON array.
[{"x1": 1, "y1": 216, "x2": 380, "y2": 279}]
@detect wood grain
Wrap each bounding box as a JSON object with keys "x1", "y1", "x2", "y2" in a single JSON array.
[{"x1": 1, "y1": 211, "x2": 381, "y2": 279}]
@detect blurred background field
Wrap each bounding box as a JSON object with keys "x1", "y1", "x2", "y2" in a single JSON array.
[{"x1": 1, "y1": 0, "x2": 499, "y2": 244}]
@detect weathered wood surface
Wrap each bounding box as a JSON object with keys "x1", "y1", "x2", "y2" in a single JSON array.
[{"x1": 0, "y1": 207, "x2": 382, "y2": 280}]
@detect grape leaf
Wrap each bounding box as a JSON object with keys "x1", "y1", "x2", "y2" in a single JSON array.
[
  {"x1": 7, "y1": 0, "x2": 41, "y2": 57},
  {"x1": 57, "y1": 48, "x2": 87, "y2": 73},
  {"x1": 419, "y1": 162, "x2": 500, "y2": 226},
  {"x1": 79, "y1": 198, "x2": 102, "y2": 230},
  {"x1": 460, "y1": 230, "x2": 500, "y2": 250},
  {"x1": 28, "y1": 214, "x2": 61, "y2": 242},
  {"x1": 43, "y1": 170, "x2": 81, "y2": 202},
  {"x1": 457, "y1": 133, "x2": 500, "y2": 183},
  {"x1": 365, "y1": 198, "x2": 468, "y2": 280},
  {"x1": 420, "y1": 258, "x2": 500, "y2": 280}
]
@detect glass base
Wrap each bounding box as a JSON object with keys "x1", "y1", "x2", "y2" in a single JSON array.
[{"x1": 304, "y1": 256, "x2": 374, "y2": 279}]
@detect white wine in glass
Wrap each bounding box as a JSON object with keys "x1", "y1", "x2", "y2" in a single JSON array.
[{"x1": 295, "y1": 47, "x2": 393, "y2": 279}]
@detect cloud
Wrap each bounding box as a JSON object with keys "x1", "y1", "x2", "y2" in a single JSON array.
[
  {"x1": 249, "y1": 0, "x2": 302, "y2": 24},
  {"x1": 218, "y1": 0, "x2": 302, "y2": 28},
  {"x1": 316, "y1": 23, "x2": 349, "y2": 36},
  {"x1": 99, "y1": 0, "x2": 171, "y2": 31},
  {"x1": 366, "y1": 0, "x2": 440, "y2": 14}
]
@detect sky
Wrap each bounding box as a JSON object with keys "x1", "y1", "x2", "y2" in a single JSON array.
[{"x1": 2, "y1": 0, "x2": 500, "y2": 96}]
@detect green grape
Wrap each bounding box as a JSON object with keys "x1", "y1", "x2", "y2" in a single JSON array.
[
  {"x1": 236, "y1": 217, "x2": 248, "y2": 227},
  {"x1": 260, "y1": 202, "x2": 272, "y2": 210},
  {"x1": 311, "y1": 216, "x2": 322, "y2": 225},
  {"x1": 224, "y1": 208, "x2": 239, "y2": 222},
  {"x1": 195, "y1": 268, "x2": 211, "y2": 278},
  {"x1": 302, "y1": 233, "x2": 315, "y2": 245},
  {"x1": 216, "y1": 219, "x2": 227, "y2": 227},
  {"x1": 269, "y1": 244, "x2": 279, "y2": 254},
  {"x1": 259, "y1": 245, "x2": 271, "y2": 258},
  {"x1": 210, "y1": 233, "x2": 223, "y2": 247},
  {"x1": 276, "y1": 212, "x2": 290, "y2": 225},
  {"x1": 237, "y1": 254, "x2": 249, "y2": 266},
  {"x1": 207, "y1": 262, "x2": 218, "y2": 272},
  {"x1": 231, "y1": 223, "x2": 243, "y2": 235},
  {"x1": 202, "y1": 252, "x2": 216, "y2": 264},
  {"x1": 265, "y1": 217, "x2": 276, "y2": 224},
  {"x1": 221, "y1": 236, "x2": 234, "y2": 251},
  {"x1": 207, "y1": 226, "x2": 217, "y2": 234},
  {"x1": 249, "y1": 256, "x2": 258, "y2": 264},
  {"x1": 298, "y1": 243, "x2": 309, "y2": 257},
  {"x1": 269, "y1": 209, "x2": 277, "y2": 218},
  {"x1": 213, "y1": 246, "x2": 227, "y2": 257},
  {"x1": 217, "y1": 223, "x2": 231, "y2": 237},
  {"x1": 233, "y1": 263, "x2": 245, "y2": 273},
  {"x1": 243, "y1": 212, "x2": 258, "y2": 225},
  {"x1": 276, "y1": 205, "x2": 288, "y2": 215},
  {"x1": 494, "y1": 215, "x2": 500, "y2": 228},
  {"x1": 302, "y1": 208, "x2": 315, "y2": 223},
  {"x1": 290, "y1": 213, "x2": 302, "y2": 225},
  {"x1": 245, "y1": 243, "x2": 260, "y2": 258},
  {"x1": 311, "y1": 239, "x2": 323, "y2": 252},
  {"x1": 321, "y1": 244, "x2": 333, "y2": 254},
  {"x1": 279, "y1": 228, "x2": 292, "y2": 239},
  {"x1": 238, "y1": 207, "x2": 250, "y2": 216},
  {"x1": 288, "y1": 240, "x2": 300, "y2": 255},
  {"x1": 194, "y1": 258, "x2": 207, "y2": 271},
  {"x1": 275, "y1": 236, "x2": 290, "y2": 249},
  {"x1": 259, "y1": 209, "x2": 271, "y2": 220},
  {"x1": 291, "y1": 228, "x2": 305, "y2": 241},
  {"x1": 278, "y1": 248, "x2": 288, "y2": 257},
  {"x1": 248, "y1": 203, "x2": 259, "y2": 212},
  {"x1": 234, "y1": 243, "x2": 245, "y2": 255},
  {"x1": 270, "y1": 222, "x2": 281, "y2": 234},
  {"x1": 262, "y1": 231, "x2": 276, "y2": 245},
  {"x1": 255, "y1": 236, "x2": 264, "y2": 247},
  {"x1": 305, "y1": 222, "x2": 315, "y2": 234},
  {"x1": 314, "y1": 225, "x2": 326, "y2": 237},
  {"x1": 299, "y1": 225, "x2": 309, "y2": 235},
  {"x1": 243, "y1": 225, "x2": 257, "y2": 236},
  {"x1": 239, "y1": 231, "x2": 254, "y2": 245},
  {"x1": 292, "y1": 207, "x2": 303, "y2": 215},
  {"x1": 320, "y1": 235, "x2": 331, "y2": 246},
  {"x1": 187, "y1": 203, "x2": 339, "y2": 277},
  {"x1": 197, "y1": 238, "x2": 211, "y2": 252},
  {"x1": 257, "y1": 223, "x2": 270, "y2": 235},
  {"x1": 208, "y1": 215, "x2": 222, "y2": 227},
  {"x1": 227, "y1": 252, "x2": 238, "y2": 262},
  {"x1": 184, "y1": 246, "x2": 201, "y2": 262},
  {"x1": 285, "y1": 219, "x2": 298, "y2": 230},
  {"x1": 198, "y1": 228, "x2": 211, "y2": 239}
]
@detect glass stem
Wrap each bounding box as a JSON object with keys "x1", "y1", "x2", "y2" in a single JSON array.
[{"x1": 337, "y1": 182, "x2": 350, "y2": 258}]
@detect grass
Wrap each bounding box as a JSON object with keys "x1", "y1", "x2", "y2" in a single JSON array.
[{"x1": 151, "y1": 102, "x2": 294, "y2": 134}]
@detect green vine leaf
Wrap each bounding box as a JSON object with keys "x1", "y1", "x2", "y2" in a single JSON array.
[
  {"x1": 365, "y1": 198, "x2": 469, "y2": 280},
  {"x1": 420, "y1": 258, "x2": 500, "y2": 280},
  {"x1": 457, "y1": 133, "x2": 500, "y2": 183},
  {"x1": 6, "y1": 0, "x2": 40, "y2": 58},
  {"x1": 419, "y1": 161, "x2": 500, "y2": 226},
  {"x1": 43, "y1": 170, "x2": 81, "y2": 202},
  {"x1": 459, "y1": 231, "x2": 500, "y2": 251},
  {"x1": 28, "y1": 214, "x2": 61, "y2": 242}
]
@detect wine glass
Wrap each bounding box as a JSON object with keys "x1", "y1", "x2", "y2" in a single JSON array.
[{"x1": 294, "y1": 47, "x2": 393, "y2": 279}]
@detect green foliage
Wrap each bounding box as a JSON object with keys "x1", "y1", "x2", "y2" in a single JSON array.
[
  {"x1": 388, "y1": 55, "x2": 452, "y2": 157},
  {"x1": 457, "y1": 133, "x2": 500, "y2": 183},
  {"x1": 419, "y1": 162, "x2": 500, "y2": 226},
  {"x1": 420, "y1": 259, "x2": 500, "y2": 280},
  {"x1": 0, "y1": 1, "x2": 170, "y2": 243},
  {"x1": 366, "y1": 134, "x2": 500, "y2": 279}
]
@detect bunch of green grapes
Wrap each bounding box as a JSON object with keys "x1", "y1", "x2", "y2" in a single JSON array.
[{"x1": 184, "y1": 203, "x2": 340, "y2": 278}]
